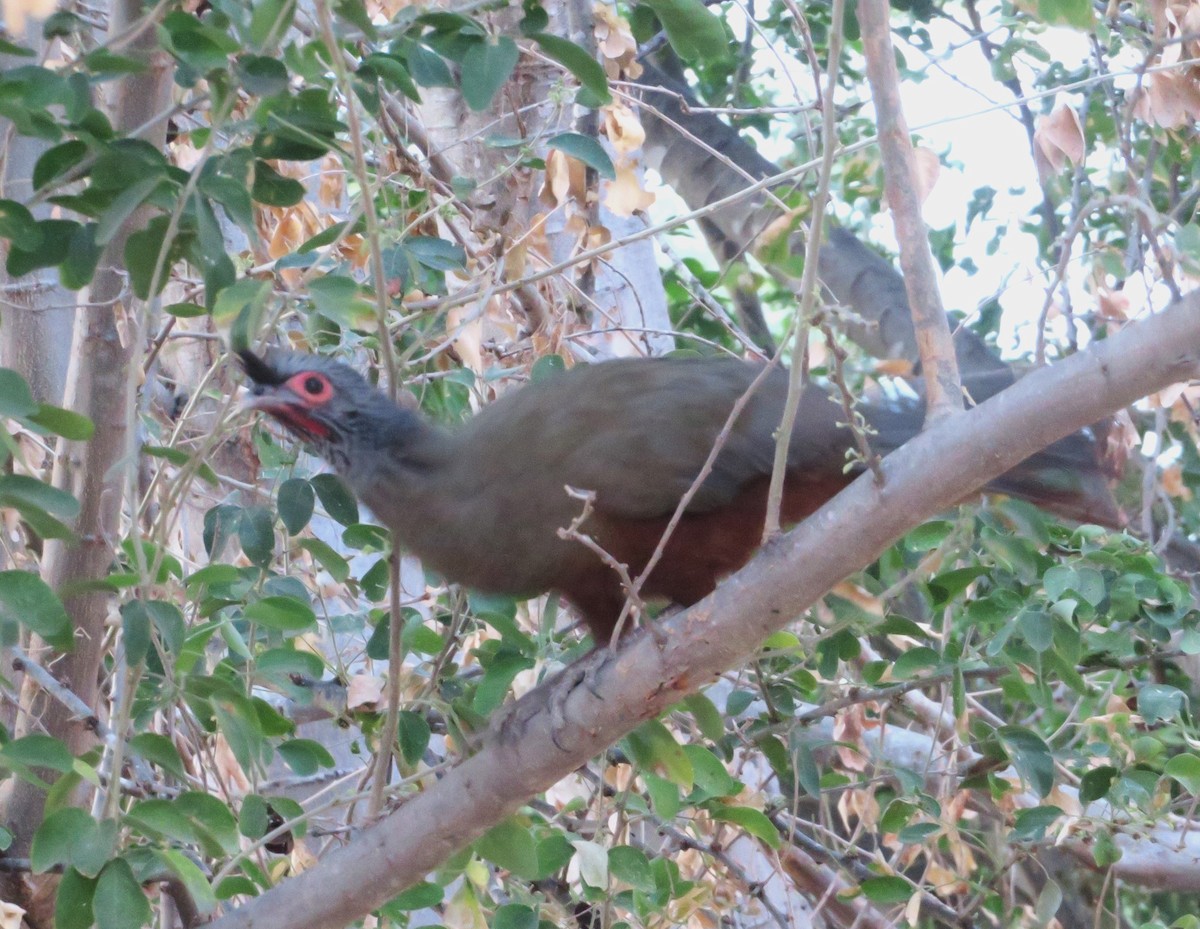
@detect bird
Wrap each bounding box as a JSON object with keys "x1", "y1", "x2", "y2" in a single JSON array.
[{"x1": 238, "y1": 348, "x2": 1120, "y2": 641}]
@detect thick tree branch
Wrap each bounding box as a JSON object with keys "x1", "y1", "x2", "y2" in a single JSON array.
[
  {"x1": 858, "y1": 0, "x2": 963, "y2": 420},
  {"x1": 206, "y1": 294, "x2": 1200, "y2": 929}
]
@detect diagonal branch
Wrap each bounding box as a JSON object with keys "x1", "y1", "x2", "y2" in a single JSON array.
[
  {"x1": 859, "y1": 0, "x2": 963, "y2": 421},
  {"x1": 205, "y1": 290, "x2": 1200, "y2": 929}
]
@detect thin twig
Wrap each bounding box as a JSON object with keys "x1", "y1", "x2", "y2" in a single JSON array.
[{"x1": 762, "y1": 0, "x2": 845, "y2": 539}]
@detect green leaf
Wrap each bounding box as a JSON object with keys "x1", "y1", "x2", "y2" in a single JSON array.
[
  {"x1": 360, "y1": 53, "x2": 421, "y2": 101},
  {"x1": 528, "y1": 33, "x2": 610, "y2": 103},
  {"x1": 129, "y1": 733, "x2": 186, "y2": 778},
  {"x1": 335, "y1": 0, "x2": 377, "y2": 39},
  {"x1": 880, "y1": 799, "x2": 917, "y2": 834},
  {"x1": 1093, "y1": 828, "x2": 1121, "y2": 867},
  {"x1": 1078, "y1": 765, "x2": 1118, "y2": 802},
  {"x1": 121, "y1": 600, "x2": 152, "y2": 664},
  {"x1": 296, "y1": 538, "x2": 349, "y2": 582},
  {"x1": 277, "y1": 738, "x2": 335, "y2": 775},
  {"x1": 683, "y1": 692, "x2": 725, "y2": 743},
  {"x1": 897, "y1": 822, "x2": 941, "y2": 844},
  {"x1": 546, "y1": 132, "x2": 615, "y2": 180},
  {"x1": 529, "y1": 354, "x2": 565, "y2": 384},
  {"x1": 859, "y1": 875, "x2": 913, "y2": 904},
  {"x1": 252, "y1": 160, "x2": 305, "y2": 207},
  {"x1": 709, "y1": 805, "x2": 781, "y2": 848},
  {"x1": 397, "y1": 710, "x2": 431, "y2": 765},
  {"x1": 683, "y1": 744, "x2": 740, "y2": 798},
  {"x1": 476, "y1": 818, "x2": 540, "y2": 879},
  {"x1": 238, "y1": 505, "x2": 276, "y2": 565},
  {"x1": 0, "y1": 368, "x2": 37, "y2": 416},
  {"x1": 212, "y1": 277, "x2": 271, "y2": 351},
  {"x1": 891, "y1": 646, "x2": 939, "y2": 678},
  {"x1": 236, "y1": 55, "x2": 290, "y2": 96},
  {"x1": 60, "y1": 222, "x2": 102, "y2": 290},
  {"x1": 0, "y1": 473, "x2": 79, "y2": 538},
  {"x1": 1017, "y1": 609, "x2": 1053, "y2": 652},
  {"x1": 96, "y1": 174, "x2": 161, "y2": 246},
  {"x1": 248, "y1": 0, "x2": 296, "y2": 48},
  {"x1": 906, "y1": 519, "x2": 953, "y2": 551},
  {"x1": 307, "y1": 274, "x2": 373, "y2": 327},
  {"x1": 33, "y1": 808, "x2": 96, "y2": 873},
  {"x1": 398, "y1": 40, "x2": 453, "y2": 88},
  {"x1": 26, "y1": 403, "x2": 95, "y2": 440},
  {"x1": 210, "y1": 694, "x2": 269, "y2": 772},
  {"x1": 1035, "y1": 0, "x2": 1093, "y2": 29},
  {"x1": 493, "y1": 903, "x2": 538, "y2": 929},
  {"x1": 474, "y1": 650, "x2": 535, "y2": 715},
  {"x1": 535, "y1": 833, "x2": 574, "y2": 879},
  {"x1": 310, "y1": 473, "x2": 359, "y2": 525},
  {"x1": 608, "y1": 845, "x2": 655, "y2": 892},
  {"x1": 999, "y1": 727, "x2": 1055, "y2": 797},
  {"x1": 8, "y1": 219, "x2": 79, "y2": 275},
  {"x1": 4, "y1": 733, "x2": 74, "y2": 774},
  {"x1": 0, "y1": 199, "x2": 39, "y2": 244},
  {"x1": 1012, "y1": 805, "x2": 1063, "y2": 842},
  {"x1": 244, "y1": 596, "x2": 316, "y2": 633},
  {"x1": 163, "y1": 302, "x2": 207, "y2": 318},
  {"x1": 55, "y1": 868, "x2": 98, "y2": 929},
  {"x1": 204, "y1": 504, "x2": 242, "y2": 560},
  {"x1": 124, "y1": 216, "x2": 178, "y2": 298},
  {"x1": 625, "y1": 719, "x2": 693, "y2": 790},
  {"x1": 388, "y1": 881, "x2": 444, "y2": 911},
  {"x1": 0, "y1": 570, "x2": 72, "y2": 649},
  {"x1": 127, "y1": 800, "x2": 199, "y2": 847},
  {"x1": 33, "y1": 141, "x2": 89, "y2": 191},
  {"x1": 298, "y1": 221, "x2": 349, "y2": 254},
  {"x1": 151, "y1": 600, "x2": 186, "y2": 654},
  {"x1": 639, "y1": 0, "x2": 728, "y2": 61},
  {"x1": 642, "y1": 771, "x2": 679, "y2": 819},
  {"x1": 1139, "y1": 683, "x2": 1187, "y2": 724},
  {"x1": 460, "y1": 37, "x2": 519, "y2": 111},
  {"x1": 158, "y1": 848, "x2": 218, "y2": 917},
  {"x1": 1165, "y1": 753, "x2": 1200, "y2": 795},
  {"x1": 94, "y1": 858, "x2": 152, "y2": 929},
  {"x1": 406, "y1": 235, "x2": 466, "y2": 271}
]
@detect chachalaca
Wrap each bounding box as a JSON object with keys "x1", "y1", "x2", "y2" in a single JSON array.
[{"x1": 239, "y1": 349, "x2": 1119, "y2": 640}]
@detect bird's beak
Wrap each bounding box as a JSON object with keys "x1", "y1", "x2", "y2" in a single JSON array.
[
  {"x1": 240, "y1": 385, "x2": 287, "y2": 414},
  {"x1": 237, "y1": 349, "x2": 292, "y2": 413}
]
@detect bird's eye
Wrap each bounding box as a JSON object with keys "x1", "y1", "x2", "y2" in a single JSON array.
[{"x1": 286, "y1": 371, "x2": 333, "y2": 403}]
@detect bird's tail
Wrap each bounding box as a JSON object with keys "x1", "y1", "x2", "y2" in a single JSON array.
[{"x1": 866, "y1": 401, "x2": 1123, "y2": 528}]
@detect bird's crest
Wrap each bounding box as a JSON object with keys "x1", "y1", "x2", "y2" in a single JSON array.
[{"x1": 237, "y1": 349, "x2": 288, "y2": 387}]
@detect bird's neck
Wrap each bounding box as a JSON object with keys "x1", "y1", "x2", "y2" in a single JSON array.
[{"x1": 338, "y1": 401, "x2": 446, "y2": 473}]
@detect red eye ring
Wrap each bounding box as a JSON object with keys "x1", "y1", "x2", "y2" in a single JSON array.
[{"x1": 286, "y1": 371, "x2": 333, "y2": 404}]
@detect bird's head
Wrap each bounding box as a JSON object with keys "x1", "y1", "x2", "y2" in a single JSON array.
[{"x1": 238, "y1": 349, "x2": 395, "y2": 467}]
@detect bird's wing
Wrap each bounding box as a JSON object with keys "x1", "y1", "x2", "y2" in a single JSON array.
[{"x1": 462, "y1": 358, "x2": 864, "y2": 519}]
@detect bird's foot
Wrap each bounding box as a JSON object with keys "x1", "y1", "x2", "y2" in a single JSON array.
[
  {"x1": 549, "y1": 648, "x2": 615, "y2": 747},
  {"x1": 485, "y1": 650, "x2": 612, "y2": 752}
]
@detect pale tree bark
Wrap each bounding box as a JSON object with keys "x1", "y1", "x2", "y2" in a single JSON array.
[
  {"x1": 205, "y1": 292, "x2": 1200, "y2": 929},
  {"x1": 2, "y1": 0, "x2": 174, "y2": 865},
  {"x1": 0, "y1": 25, "x2": 75, "y2": 408}
]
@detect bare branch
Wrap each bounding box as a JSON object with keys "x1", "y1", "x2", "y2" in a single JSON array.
[{"x1": 859, "y1": 0, "x2": 964, "y2": 421}]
